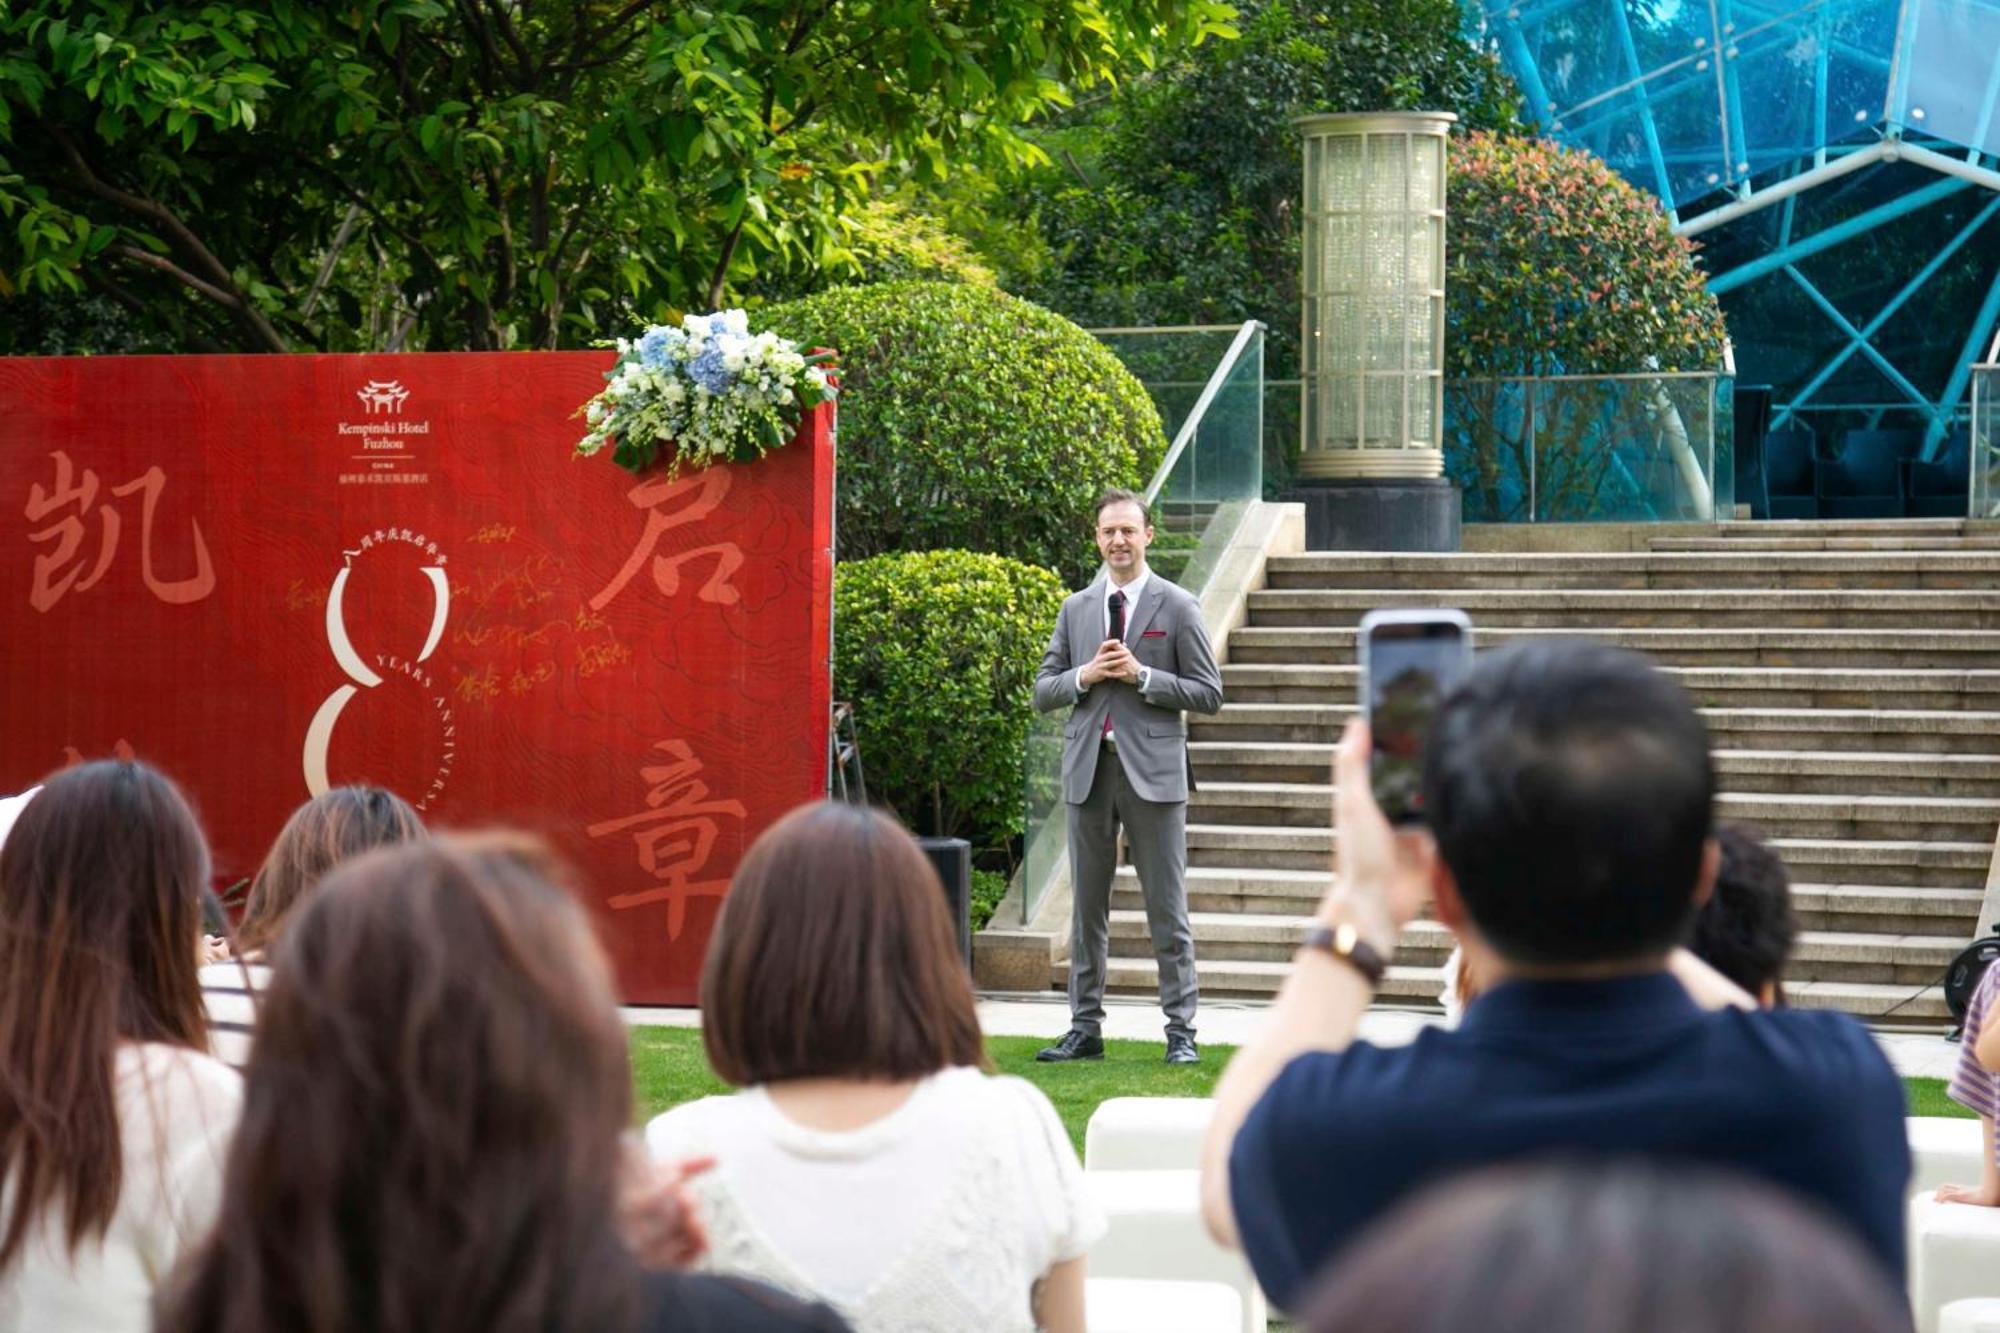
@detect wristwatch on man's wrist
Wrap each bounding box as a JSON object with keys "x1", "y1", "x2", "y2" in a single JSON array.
[{"x1": 1300, "y1": 922, "x2": 1387, "y2": 989}]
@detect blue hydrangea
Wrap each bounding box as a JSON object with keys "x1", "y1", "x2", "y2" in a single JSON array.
[
  {"x1": 635, "y1": 326, "x2": 681, "y2": 368},
  {"x1": 688, "y1": 344, "x2": 731, "y2": 394}
]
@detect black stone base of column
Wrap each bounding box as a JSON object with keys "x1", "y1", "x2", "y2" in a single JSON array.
[{"x1": 1282, "y1": 478, "x2": 1463, "y2": 552}]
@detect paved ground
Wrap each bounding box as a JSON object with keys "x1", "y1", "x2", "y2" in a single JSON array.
[{"x1": 622, "y1": 991, "x2": 1965, "y2": 1080}]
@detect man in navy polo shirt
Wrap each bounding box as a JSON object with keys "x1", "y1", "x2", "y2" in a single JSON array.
[{"x1": 1198, "y1": 640, "x2": 1909, "y2": 1312}]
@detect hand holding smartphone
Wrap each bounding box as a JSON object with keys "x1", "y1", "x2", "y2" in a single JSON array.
[{"x1": 1357, "y1": 609, "x2": 1473, "y2": 825}]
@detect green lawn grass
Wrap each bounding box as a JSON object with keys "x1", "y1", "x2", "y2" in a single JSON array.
[
  {"x1": 631, "y1": 1027, "x2": 1971, "y2": 1146},
  {"x1": 1907, "y1": 1075, "x2": 1976, "y2": 1120},
  {"x1": 631, "y1": 1028, "x2": 1217, "y2": 1151}
]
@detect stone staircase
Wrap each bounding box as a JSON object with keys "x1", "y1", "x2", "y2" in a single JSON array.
[{"x1": 1085, "y1": 518, "x2": 2000, "y2": 1024}]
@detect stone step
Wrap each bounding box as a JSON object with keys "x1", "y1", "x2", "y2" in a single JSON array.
[
  {"x1": 1186, "y1": 743, "x2": 2000, "y2": 798},
  {"x1": 1757, "y1": 838, "x2": 1991, "y2": 889},
  {"x1": 1226, "y1": 625, "x2": 2000, "y2": 670},
  {"x1": 1065, "y1": 956, "x2": 1955, "y2": 1020},
  {"x1": 1106, "y1": 910, "x2": 1967, "y2": 983},
  {"x1": 1182, "y1": 782, "x2": 2000, "y2": 842},
  {"x1": 1710, "y1": 750, "x2": 2000, "y2": 799},
  {"x1": 1186, "y1": 781, "x2": 1331, "y2": 828},
  {"x1": 1789, "y1": 884, "x2": 1988, "y2": 935},
  {"x1": 1181, "y1": 822, "x2": 1994, "y2": 886},
  {"x1": 1710, "y1": 518, "x2": 1981, "y2": 538},
  {"x1": 1265, "y1": 551, "x2": 2000, "y2": 592},
  {"x1": 1191, "y1": 703, "x2": 2000, "y2": 754},
  {"x1": 1243, "y1": 588, "x2": 2000, "y2": 630},
  {"x1": 1703, "y1": 708, "x2": 2000, "y2": 755},
  {"x1": 1649, "y1": 537, "x2": 2000, "y2": 552},
  {"x1": 1217, "y1": 663, "x2": 2000, "y2": 711},
  {"x1": 1110, "y1": 866, "x2": 1986, "y2": 934}
]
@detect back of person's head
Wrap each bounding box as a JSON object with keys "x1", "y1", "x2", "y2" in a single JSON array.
[
  {"x1": 0, "y1": 759, "x2": 210, "y2": 1267},
  {"x1": 1689, "y1": 822, "x2": 1797, "y2": 1006},
  {"x1": 702, "y1": 801, "x2": 984, "y2": 1086},
  {"x1": 1303, "y1": 1161, "x2": 1909, "y2": 1333},
  {"x1": 1420, "y1": 639, "x2": 1715, "y2": 967},
  {"x1": 157, "y1": 835, "x2": 645, "y2": 1333},
  {"x1": 235, "y1": 784, "x2": 424, "y2": 954}
]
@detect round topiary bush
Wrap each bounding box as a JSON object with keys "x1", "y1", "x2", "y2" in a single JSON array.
[
  {"x1": 760, "y1": 281, "x2": 1165, "y2": 585},
  {"x1": 1446, "y1": 131, "x2": 1727, "y2": 377},
  {"x1": 834, "y1": 549, "x2": 1067, "y2": 850},
  {"x1": 1444, "y1": 132, "x2": 1729, "y2": 521}
]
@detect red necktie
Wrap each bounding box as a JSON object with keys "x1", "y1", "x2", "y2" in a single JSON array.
[{"x1": 1103, "y1": 590, "x2": 1126, "y2": 738}]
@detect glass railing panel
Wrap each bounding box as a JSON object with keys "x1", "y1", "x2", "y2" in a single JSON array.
[
  {"x1": 1443, "y1": 378, "x2": 1534, "y2": 522},
  {"x1": 1530, "y1": 373, "x2": 1722, "y2": 522},
  {"x1": 1975, "y1": 366, "x2": 2000, "y2": 518},
  {"x1": 1090, "y1": 326, "x2": 1244, "y2": 443},
  {"x1": 1444, "y1": 372, "x2": 1729, "y2": 523},
  {"x1": 1018, "y1": 323, "x2": 1265, "y2": 925}
]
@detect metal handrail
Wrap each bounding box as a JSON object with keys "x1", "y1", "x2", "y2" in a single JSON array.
[
  {"x1": 1139, "y1": 319, "x2": 1265, "y2": 506},
  {"x1": 1086, "y1": 323, "x2": 1253, "y2": 335}
]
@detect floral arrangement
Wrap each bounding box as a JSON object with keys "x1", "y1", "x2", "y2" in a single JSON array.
[{"x1": 574, "y1": 309, "x2": 835, "y2": 475}]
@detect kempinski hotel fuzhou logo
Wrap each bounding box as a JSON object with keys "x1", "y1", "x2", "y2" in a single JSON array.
[
  {"x1": 355, "y1": 379, "x2": 411, "y2": 414},
  {"x1": 337, "y1": 379, "x2": 432, "y2": 486}
]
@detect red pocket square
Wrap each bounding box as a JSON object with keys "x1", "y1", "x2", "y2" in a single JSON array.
[{"x1": 1141, "y1": 629, "x2": 1168, "y2": 638}]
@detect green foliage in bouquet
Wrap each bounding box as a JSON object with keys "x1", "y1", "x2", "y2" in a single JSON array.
[
  {"x1": 760, "y1": 281, "x2": 1165, "y2": 585},
  {"x1": 834, "y1": 549, "x2": 1066, "y2": 849}
]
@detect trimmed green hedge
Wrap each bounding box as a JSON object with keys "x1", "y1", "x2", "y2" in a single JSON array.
[
  {"x1": 834, "y1": 549, "x2": 1068, "y2": 849},
  {"x1": 761, "y1": 281, "x2": 1165, "y2": 585}
]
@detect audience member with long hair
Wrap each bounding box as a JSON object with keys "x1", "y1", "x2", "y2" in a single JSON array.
[
  {"x1": 199, "y1": 784, "x2": 424, "y2": 1066},
  {"x1": 0, "y1": 760, "x2": 241, "y2": 1332},
  {"x1": 1303, "y1": 1161, "x2": 1911, "y2": 1333},
  {"x1": 646, "y1": 802, "x2": 1104, "y2": 1333},
  {"x1": 157, "y1": 834, "x2": 844, "y2": 1333}
]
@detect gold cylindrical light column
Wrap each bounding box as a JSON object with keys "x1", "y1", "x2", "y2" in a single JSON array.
[{"x1": 1298, "y1": 111, "x2": 1452, "y2": 480}]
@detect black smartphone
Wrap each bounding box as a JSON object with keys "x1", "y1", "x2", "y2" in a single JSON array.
[{"x1": 1357, "y1": 609, "x2": 1474, "y2": 825}]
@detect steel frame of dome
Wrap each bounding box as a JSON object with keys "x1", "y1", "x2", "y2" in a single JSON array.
[{"x1": 1467, "y1": 0, "x2": 2000, "y2": 456}]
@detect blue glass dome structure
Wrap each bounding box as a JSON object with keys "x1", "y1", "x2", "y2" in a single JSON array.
[{"x1": 1469, "y1": 0, "x2": 2000, "y2": 454}]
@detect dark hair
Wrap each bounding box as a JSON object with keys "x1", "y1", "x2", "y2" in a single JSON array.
[
  {"x1": 1420, "y1": 639, "x2": 1715, "y2": 967},
  {"x1": 235, "y1": 785, "x2": 424, "y2": 955},
  {"x1": 0, "y1": 760, "x2": 211, "y2": 1267},
  {"x1": 1093, "y1": 487, "x2": 1152, "y2": 528},
  {"x1": 1303, "y1": 1161, "x2": 1909, "y2": 1333},
  {"x1": 157, "y1": 835, "x2": 647, "y2": 1333},
  {"x1": 1689, "y1": 822, "x2": 1797, "y2": 1005},
  {"x1": 702, "y1": 802, "x2": 985, "y2": 1085}
]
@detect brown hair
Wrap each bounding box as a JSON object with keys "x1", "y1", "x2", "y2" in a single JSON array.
[
  {"x1": 0, "y1": 759, "x2": 212, "y2": 1267},
  {"x1": 235, "y1": 785, "x2": 424, "y2": 955},
  {"x1": 157, "y1": 835, "x2": 646, "y2": 1333},
  {"x1": 701, "y1": 802, "x2": 985, "y2": 1085},
  {"x1": 1094, "y1": 487, "x2": 1152, "y2": 528},
  {"x1": 1691, "y1": 822, "x2": 1797, "y2": 1006},
  {"x1": 1303, "y1": 1161, "x2": 1909, "y2": 1333}
]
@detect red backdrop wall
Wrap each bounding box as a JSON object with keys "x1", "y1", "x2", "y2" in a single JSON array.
[{"x1": 0, "y1": 353, "x2": 834, "y2": 1004}]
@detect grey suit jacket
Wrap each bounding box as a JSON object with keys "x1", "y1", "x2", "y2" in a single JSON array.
[{"x1": 1032, "y1": 572, "x2": 1224, "y2": 805}]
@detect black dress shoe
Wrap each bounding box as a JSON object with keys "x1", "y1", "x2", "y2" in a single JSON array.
[
  {"x1": 1035, "y1": 1030, "x2": 1105, "y2": 1062},
  {"x1": 1165, "y1": 1034, "x2": 1200, "y2": 1065}
]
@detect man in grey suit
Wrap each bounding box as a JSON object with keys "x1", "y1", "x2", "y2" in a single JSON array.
[{"x1": 1033, "y1": 489, "x2": 1224, "y2": 1065}]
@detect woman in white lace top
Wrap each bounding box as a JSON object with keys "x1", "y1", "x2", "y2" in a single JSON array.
[{"x1": 647, "y1": 803, "x2": 1104, "y2": 1333}]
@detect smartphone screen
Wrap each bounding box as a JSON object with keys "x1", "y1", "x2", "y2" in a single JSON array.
[{"x1": 1360, "y1": 612, "x2": 1473, "y2": 825}]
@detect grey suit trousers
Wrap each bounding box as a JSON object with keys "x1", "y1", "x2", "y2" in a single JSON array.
[{"x1": 1068, "y1": 740, "x2": 1197, "y2": 1040}]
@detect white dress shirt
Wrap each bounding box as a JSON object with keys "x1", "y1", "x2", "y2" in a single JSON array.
[{"x1": 1081, "y1": 568, "x2": 1153, "y2": 719}]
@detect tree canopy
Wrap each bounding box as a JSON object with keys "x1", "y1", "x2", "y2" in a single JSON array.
[{"x1": 0, "y1": 0, "x2": 1234, "y2": 352}]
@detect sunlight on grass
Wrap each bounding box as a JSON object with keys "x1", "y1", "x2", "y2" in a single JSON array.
[{"x1": 632, "y1": 1028, "x2": 1974, "y2": 1149}]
